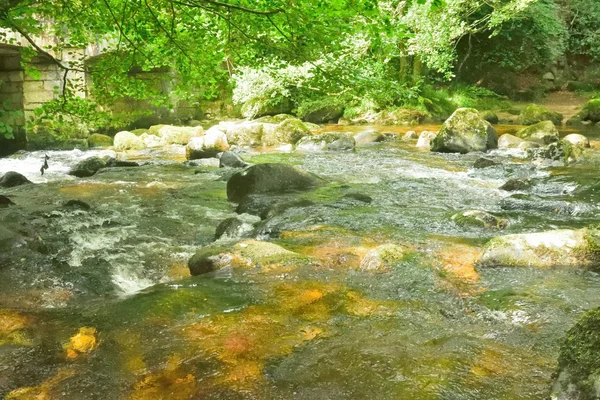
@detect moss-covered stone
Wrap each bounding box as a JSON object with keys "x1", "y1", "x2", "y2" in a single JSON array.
[
  {"x1": 87, "y1": 133, "x2": 113, "y2": 148},
  {"x1": 575, "y1": 98, "x2": 600, "y2": 123},
  {"x1": 188, "y1": 240, "x2": 307, "y2": 275},
  {"x1": 298, "y1": 98, "x2": 344, "y2": 124},
  {"x1": 480, "y1": 110, "x2": 499, "y2": 124},
  {"x1": 518, "y1": 104, "x2": 563, "y2": 125},
  {"x1": 431, "y1": 108, "x2": 497, "y2": 153},
  {"x1": 451, "y1": 210, "x2": 507, "y2": 229},
  {"x1": 478, "y1": 228, "x2": 600, "y2": 270},
  {"x1": 226, "y1": 163, "x2": 321, "y2": 202},
  {"x1": 358, "y1": 244, "x2": 406, "y2": 272},
  {"x1": 515, "y1": 121, "x2": 559, "y2": 145},
  {"x1": 263, "y1": 118, "x2": 310, "y2": 146},
  {"x1": 552, "y1": 307, "x2": 600, "y2": 400}
]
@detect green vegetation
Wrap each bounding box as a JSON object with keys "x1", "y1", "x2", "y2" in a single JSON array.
[{"x1": 0, "y1": 0, "x2": 598, "y2": 139}]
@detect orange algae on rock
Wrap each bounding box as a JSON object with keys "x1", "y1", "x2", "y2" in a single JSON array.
[{"x1": 64, "y1": 327, "x2": 98, "y2": 359}]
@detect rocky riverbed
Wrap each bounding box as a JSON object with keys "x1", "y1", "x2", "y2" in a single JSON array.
[{"x1": 1, "y1": 114, "x2": 599, "y2": 399}]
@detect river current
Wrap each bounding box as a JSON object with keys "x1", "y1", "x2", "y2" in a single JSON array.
[{"x1": 0, "y1": 124, "x2": 599, "y2": 399}]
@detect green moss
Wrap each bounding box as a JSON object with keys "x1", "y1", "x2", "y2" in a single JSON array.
[
  {"x1": 576, "y1": 98, "x2": 600, "y2": 122},
  {"x1": 557, "y1": 307, "x2": 600, "y2": 400}
]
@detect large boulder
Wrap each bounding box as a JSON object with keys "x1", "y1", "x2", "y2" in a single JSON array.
[
  {"x1": 518, "y1": 104, "x2": 563, "y2": 125},
  {"x1": 563, "y1": 133, "x2": 590, "y2": 149},
  {"x1": 478, "y1": 228, "x2": 600, "y2": 269},
  {"x1": 515, "y1": 121, "x2": 559, "y2": 145},
  {"x1": 114, "y1": 131, "x2": 145, "y2": 151},
  {"x1": 68, "y1": 156, "x2": 106, "y2": 178},
  {"x1": 551, "y1": 307, "x2": 600, "y2": 400},
  {"x1": 295, "y1": 132, "x2": 355, "y2": 152},
  {"x1": 0, "y1": 171, "x2": 31, "y2": 188},
  {"x1": 158, "y1": 125, "x2": 203, "y2": 145},
  {"x1": 188, "y1": 239, "x2": 305, "y2": 275},
  {"x1": 574, "y1": 98, "x2": 600, "y2": 123},
  {"x1": 430, "y1": 108, "x2": 498, "y2": 153},
  {"x1": 226, "y1": 163, "x2": 320, "y2": 202},
  {"x1": 185, "y1": 128, "x2": 229, "y2": 160},
  {"x1": 87, "y1": 133, "x2": 113, "y2": 148}
]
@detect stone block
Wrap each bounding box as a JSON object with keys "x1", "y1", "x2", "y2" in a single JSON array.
[
  {"x1": 24, "y1": 89, "x2": 55, "y2": 104},
  {"x1": 7, "y1": 71, "x2": 23, "y2": 82},
  {"x1": 22, "y1": 80, "x2": 43, "y2": 92},
  {"x1": 2, "y1": 56, "x2": 22, "y2": 71},
  {"x1": 43, "y1": 80, "x2": 60, "y2": 91}
]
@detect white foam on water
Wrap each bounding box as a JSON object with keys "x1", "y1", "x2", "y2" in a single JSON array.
[{"x1": 0, "y1": 149, "x2": 116, "y2": 183}]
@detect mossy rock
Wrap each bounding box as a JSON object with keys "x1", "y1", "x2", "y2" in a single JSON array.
[
  {"x1": 451, "y1": 210, "x2": 507, "y2": 229},
  {"x1": 431, "y1": 108, "x2": 497, "y2": 153},
  {"x1": 68, "y1": 156, "x2": 106, "y2": 178},
  {"x1": 114, "y1": 131, "x2": 146, "y2": 151},
  {"x1": 575, "y1": 98, "x2": 600, "y2": 123},
  {"x1": 254, "y1": 114, "x2": 296, "y2": 124},
  {"x1": 130, "y1": 128, "x2": 149, "y2": 136},
  {"x1": 478, "y1": 228, "x2": 600, "y2": 269},
  {"x1": 358, "y1": 244, "x2": 406, "y2": 272},
  {"x1": 515, "y1": 121, "x2": 559, "y2": 145},
  {"x1": 241, "y1": 97, "x2": 293, "y2": 119},
  {"x1": 518, "y1": 104, "x2": 563, "y2": 125},
  {"x1": 263, "y1": 118, "x2": 311, "y2": 146},
  {"x1": 298, "y1": 98, "x2": 344, "y2": 124},
  {"x1": 88, "y1": 133, "x2": 113, "y2": 148},
  {"x1": 376, "y1": 108, "x2": 428, "y2": 125},
  {"x1": 552, "y1": 307, "x2": 600, "y2": 400},
  {"x1": 188, "y1": 240, "x2": 307, "y2": 275}
]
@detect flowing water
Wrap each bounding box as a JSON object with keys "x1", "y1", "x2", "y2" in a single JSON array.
[{"x1": 0, "y1": 125, "x2": 599, "y2": 399}]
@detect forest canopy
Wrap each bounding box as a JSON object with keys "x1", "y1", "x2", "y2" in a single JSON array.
[{"x1": 0, "y1": 0, "x2": 599, "y2": 130}]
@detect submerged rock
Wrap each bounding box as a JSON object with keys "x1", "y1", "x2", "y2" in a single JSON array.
[
  {"x1": 515, "y1": 121, "x2": 559, "y2": 145},
  {"x1": 295, "y1": 132, "x2": 355, "y2": 152},
  {"x1": 0, "y1": 171, "x2": 32, "y2": 188},
  {"x1": 64, "y1": 199, "x2": 91, "y2": 211},
  {"x1": 226, "y1": 163, "x2": 320, "y2": 202},
  {"x1": 186, "y1": 128, "x2": 229, "y2": 160},
  {"x1": 551, "y1": 307, "x2": 600, "y2": 400},
  {"x1": 68, "y1": 156, "x2": 106, "y2": 178},
  {"x1": 431, "y1": 108, "x2": 498, "y2": 153},
  {"x1": 518, "y1": 104, "x2": 563, "y2": 126},
  {"x1": 341, "y1": 192, "x2": 373, "y2": 203},
  {"x1": 87, "y1": 133, "x2": 113, "y2": 148},
  {"x1": 563, "y1": 133, "x2": 590, "y2": 149},
  {"x1": 114, "y1": 131, "x2": 145, "y2": 151},
  {"x1": 359, "y1": 244, "x2": 406, "y2": 272},
  {"x1": 478, "y1": 228, "x2": 600, "y2": 269},
  {"x1": 0, "y1": 195, "x2": 15, "y2": 207},
  {"x1": 188, "y1": 240, "x2": 305, "y2": 275},
  {"x1": 219, "y1": 151, "x2": 250, "y2": 168},
  {"x1": 416, "y1": 131, "x2": 437, "y2": 149},
  {"x1": 451, "y1": 210, "x2": 507, "y2": 229},
  {"x1": 215, "y1": 217, "x2": 257, "y2": 240},
  {"x1": 473, "y1": 157, "x2": 499, "y2": 169},
  {"x1": 499, "y1": 178, "x2": 531, "y2": 191}
]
